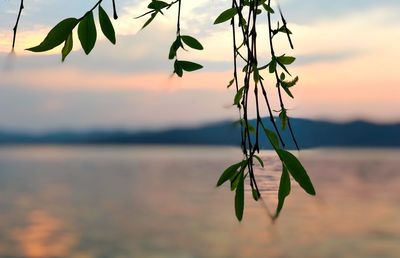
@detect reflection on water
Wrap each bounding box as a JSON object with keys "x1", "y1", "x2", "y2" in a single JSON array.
[{"x1": 0, "y1": 146, "x2": 399, "y2": 257}]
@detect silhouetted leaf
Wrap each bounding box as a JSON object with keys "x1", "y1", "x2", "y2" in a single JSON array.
[
  {"x1": 230, "y1": 172, "x2": 240, "y2": 191},
  {"x1": 234, "y1": 87, "x2": 245, "y2": 105},
  {"x1": 264, "y1": 128, "x2": 279, "y2": 149},
  {"x1": 177, "y1": 60, "x2": 203, "y2": 72},
  {"x1": 262, "y1": 3, "x2": 274, "y2": 13},
  {"x1": 278, "y1": 26, "x2": 292, "y2": 34},
  {"x1": 252, "y1": 188, "x2": 261, "y2": 201},
  {"x1": 148, "y1": 0, "x2": 169, "y2": 10},
  {"x1": 61, "y1": 33, "x2": 73, "y2": 62},
  {"x1": 279, "y1": 109, "x2": 287, "y2": 130},
  {"x1": 174, "y1": 59, "x2": 183, "y2": 77},
  {"x1": 214, "y1": 8, "x2": 238, "y2": 24},
  {"x1": 235, "y1": 171, "x2": 244, "y2": 221},
  {"x1": 253, "y1": 65, "x2": 260, "y2": 83},
  {"x1": 181, "y1": 35, "x2": 203, "y2": 50},
  {"x1": 78, "y1": 11, "x2": 97, "y2": 54},
  {"x1": 217, "y1": 161, "x2": 243, "y2": 187},
  {"x1": 141, "y1": 12, "x2": 156, "y2": 30},
  {"x1": 99, "y1": 6, "x2": 116, "y2": 44},
  {"x1": 281, "y1": 84, "x2": 294, "y2": 98},
  {"x1": 269, "y1": 58, "x2": 277, "y2": 73},
  {"x1": 277, "y1": 55, "x2": 295, "y2": 65},
  {"x1": 281, "y1": 76, "x2": 299, "y2": 88},
  {"x1": 275, "y1": 165, "x2": 291, "y2": 218},
  {"x1": 277, "y1": 61, "x2": 291, "y2": 75},
  {"x1": 253, "y1": 155, "x2": 264, "y2": 167},
  {"x1": 168, "y1": 37, "x2": 181, "y2": 59},
  {"x1": 277, "y1": 149, "x2": 316, "y2": 195},
  {"x1": 26, "y1": 18, "x2": 78, "y2": 52},
  {"x1": 227, "y1": 78, "x2": 235, "y2": 88}
]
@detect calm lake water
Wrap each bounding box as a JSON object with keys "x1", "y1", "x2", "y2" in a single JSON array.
[{"x1": 0, "y1": 146, "x2": 399, "y2": 258}]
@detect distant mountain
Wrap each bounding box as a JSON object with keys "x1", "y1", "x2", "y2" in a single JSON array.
[{"x1": 0, "y1": 118, "x2": 399, "y2": 148}]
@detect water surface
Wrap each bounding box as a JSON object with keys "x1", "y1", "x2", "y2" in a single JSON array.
[{"x1": 0, "y1": 146, "x2": 399, "y2": 257}]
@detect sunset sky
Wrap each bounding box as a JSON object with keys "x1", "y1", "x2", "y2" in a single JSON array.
[{"x1": 0, "y1": 0, "x2": 399, "y2": 131}]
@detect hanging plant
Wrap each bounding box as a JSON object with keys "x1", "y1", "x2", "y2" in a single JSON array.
[{"x1": 10, "y1": 0, "x2": 315, "y2": 221}]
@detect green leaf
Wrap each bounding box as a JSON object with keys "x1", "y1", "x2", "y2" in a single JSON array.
[
  {"x1": 61, "y1": 33, "x2": 73, "y2": 62},
  {"x1": 277, "y1": 55, "x2": 296, "y2": 65},
  {"x1": 235, "y1": 171, "x2": 245, "y2": 221},
  {"x1": 277, "y1": 149, "x2": 316, "y2": 195},
  {"x1": 227, "y1": 78, "x2": 235, "y2": 88},
  {"x1": 230, "y1": 160, "x2": 247, "y2": 191},
  {"x1": 262, "y1": 3, "x2": 274, "y2": 13},
  {"x1": 279, "y1": 109, "x2": 287, "y2": 130},
  {"x1": 253, "y1": 155, "x2": 264, "y2": 167},
  {"x1": 148, "y1": 0, "x2": 169, "y2": 10},
  {"x1": 214, "y1": 8, "x2": 238, "y2": 24},
  {"x1": 278, "y1": 26, "x2": 292, "y2": 34},
  {"x1": 247, "y1": 124, "x2": 256, "y2": 134},
  {"x1": 264, "y1": 127, "x2": 279, "y2": 149},
  {"x1": 280, "y1": 72, "x2": 286, "y2": 81},
  {"x1": 239, "y1": 17, "x2": 247, "y2": 27},
  {"x1": 181, "y1": 35, "x2": 203, "y2": 50},
  {"x1": 234, "y1": 87, "x2": 245, "y2": 105},
  {"x1": 275, "y1": 165, "x2": 291, "y2": 218},
  {"x1": 168, "y1": 37, "x2": 181, "y2": 60},
  {"x1": 174, "y1": 59, "x2": 183, "y2": 77},
  {"x1": 141, "y1": 12, "x2": 157, "y2": 30},
  {"x1": 177, "y1": 60, "x2": 203, "y2": 72},
  {"x1": 281, "y1": 76, "x2": 299, "y2": 88},
  {"x1": 258, "y1": 63, "x2": 269, "y2": 71},
  {"x1": 282, "y1": 85, "x2": 294, "y2": 98},
  {"x1": 253, "y1": 65, "x2": 260, "y2": 83},
  {"x1": 78, "y1": 11, "x2": 97, "y2": 55},
  {"x1": 26, "y1": 18, "x2": 79, "y2": 52},
  {"x1": 99, "y1": 6, "x2": 116, "y2": 44},
  {"x1": 252, "y1": 188, "x2": 261, "y2": 201},
  {"x1": 230, "y1": 172, "x2": 240, "y2": 191},
  {"x1": 277, "y1": 62, "x2": 291, "y2": 76},
  {"x1": 217, "y1": 161, "x2": 243, "y2": 187},
  {"x1": 256, "y1": 0, "x2": 267, "y2": 5},
  {"x1": 269, "y1": 58, "x2": 277, "y2": 73},
  {"x1": 281, "y1": 76, "x2": 299, "y2": 98}
]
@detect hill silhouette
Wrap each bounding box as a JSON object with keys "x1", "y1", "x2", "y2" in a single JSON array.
[{"x1": 0, "y1": 118, "x2": 399, "y2": 149}]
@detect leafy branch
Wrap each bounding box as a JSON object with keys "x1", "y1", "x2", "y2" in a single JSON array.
[
  {"x1": 136, "y1": 0, "x2": 204, "y2": 77},
  {"x1": 9, "y1": 0, "x2": 316, "y2": 222},
  {"x1": 215, "y1": 0, "x2": 316, "y2": 221},
  {"x1": 25, "y1": 0, "x2": 118, "y2": 61}
]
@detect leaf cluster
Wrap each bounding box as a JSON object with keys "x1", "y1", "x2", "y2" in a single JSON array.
[
  {"x1": 137, "y1": 0, "x2": 204, "y2": 77},
  {"x1": 27, "y1": 3, "x2": 116, "y2": 62},
  {"x1": 214, "y1": 0, "x2": 315, "y2": 221}
]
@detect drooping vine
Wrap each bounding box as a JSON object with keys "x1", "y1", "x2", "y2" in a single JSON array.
[{"x1": 9, "y1": 0, "x2": 316, "y2": 221}]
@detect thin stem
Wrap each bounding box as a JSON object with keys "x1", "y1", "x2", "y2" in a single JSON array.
[
  {"x1": 112, "y1": 0, "x2": 118, "y2": 19},
  {"x1": 287, "y1": 117, "x2": 300, "y2": 150},
  {"x1": 278, "y1": 5, "x2": 293, "y2": 49},
  {"x1": 12, "y1": 0, "x2": 24, "y2": 51},
  {"x1": 177, "y1": 0, "x2": 181, "y2": 35},
  {"x1": 259, "y1": 79, "x2": 286, "y2": 147},
  {"x1": 267, "y1": 0, "x2": 299, "y2": 150},
  {"x1": 79, "y1": 0, "x2": 103, "y2": 21},
  {"x1": 231, "y1": 2, "x2": 246, "y2": 155}
]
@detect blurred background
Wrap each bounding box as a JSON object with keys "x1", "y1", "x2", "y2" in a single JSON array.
[{"x1": 0, "y1": 0, "x2": 399, "y2": 257}]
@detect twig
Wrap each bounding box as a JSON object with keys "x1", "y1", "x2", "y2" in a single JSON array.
[
  {"x1": 12, "y1": 0, "x2": 24, "y2": 51},
  {"x1": 112, "y1": 0, "x2": 118, "y2": 19}
]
